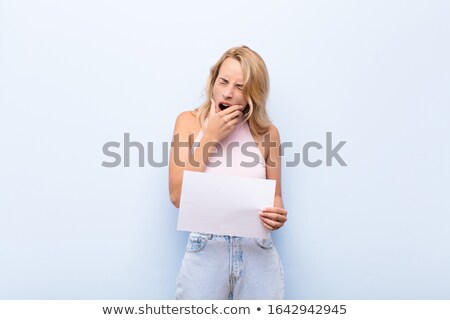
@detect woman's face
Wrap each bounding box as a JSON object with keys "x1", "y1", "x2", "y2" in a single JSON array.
[{"x1": 212, "y1": 58, "x2": 247, "y2": 113}]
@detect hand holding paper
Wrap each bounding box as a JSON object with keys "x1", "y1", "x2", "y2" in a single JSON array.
[{"x1": 177, "y1": 171, "x2": 275, "y2": 239}]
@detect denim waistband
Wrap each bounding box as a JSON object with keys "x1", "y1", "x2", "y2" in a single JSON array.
[{"x1": 190, "y1": 232, "x2": 271, "y2": 241}]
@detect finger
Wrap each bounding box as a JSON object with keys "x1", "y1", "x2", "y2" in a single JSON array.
[
  {"x1": 259, "y1": 212, "x2": 287, "y2": 223},
  {"x1": 261, "y1": 217, "x2": 283, "y2": 229},
  {"x1": 226, "y1": 116, "x2": 243, "y2": 129},
  {"x1": 220, "y1": 104, "x2": 244, "y2": 115},
  {"x1": 259, "y1": 210, "x2": 287, "y2": 219},
  {"x1": 262, "y1": 217, "x2": 283, "y2": 229},
  {"x1": 224, "y1": 110, "x2": 243, "y2": 123},
  {"x1": 261, "y1": 207, "x2": 288, "y2": 215},
  {"x1": 261, "y1": 207, "x2": 287, "y2": 214},
  {"x1": 262, "y1": 221, "x2": 274, "y2": 230}
]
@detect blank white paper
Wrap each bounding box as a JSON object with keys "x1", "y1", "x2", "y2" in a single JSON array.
[{"x1": 177, "y1": 171, "x2": 275, "y2": 239}]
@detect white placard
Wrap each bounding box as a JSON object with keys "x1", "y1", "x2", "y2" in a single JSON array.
[{"x1": 177, "y1": 171, "x2": 275, "y2": 239}]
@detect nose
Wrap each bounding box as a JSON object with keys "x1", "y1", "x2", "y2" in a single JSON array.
[{"x1": 222, "y1": 85, "x2": 234, "y2": 99}]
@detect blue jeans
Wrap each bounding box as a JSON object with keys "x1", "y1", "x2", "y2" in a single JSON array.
[{"x1": 175, "y1": 232, "x2": 285, "y2": 300}]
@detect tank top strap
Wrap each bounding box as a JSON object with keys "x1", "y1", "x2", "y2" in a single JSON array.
[{"x1": 191, "y1": 118, "x2": 208, "y2": 154}]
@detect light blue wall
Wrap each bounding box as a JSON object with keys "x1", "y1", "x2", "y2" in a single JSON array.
[{"x1": 1, "y1": 0, "x2": 449, "y2": 299}]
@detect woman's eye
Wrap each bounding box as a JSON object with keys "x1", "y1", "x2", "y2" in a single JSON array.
[{"x1": 236, "y1": 86, "x2": 243, "y2": 91}]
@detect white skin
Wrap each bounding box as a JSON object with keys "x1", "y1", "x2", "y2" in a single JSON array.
[{"x1": 169, "y1": 57, "x2": 287, "y2": 230}]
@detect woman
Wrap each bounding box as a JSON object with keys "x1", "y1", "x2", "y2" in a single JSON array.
[{"x1": 169, "y1": 46, "x2": 287, "y2": 299}]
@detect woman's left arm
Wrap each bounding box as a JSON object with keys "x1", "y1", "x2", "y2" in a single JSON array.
[{"x1": 260, "y1": 124, "x2": 288, "y2": 230}]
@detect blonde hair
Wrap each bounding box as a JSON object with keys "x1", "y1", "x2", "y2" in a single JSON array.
[{"x1": 195, "y1": 46, "x2": 271, "y2": 136}]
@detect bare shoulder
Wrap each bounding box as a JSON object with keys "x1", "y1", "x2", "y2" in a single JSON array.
[
  {"x1": 267, "y1": 123, "x2": 281, "y2": 141},
  {"x1": 253, "y1": 123, "x2": 281, "y2": 162},
  {"x1": 174, "y1": 110, "x2": 198, "y2": 133},
  {"x1": 176, "y1": 110, "x2": 196, "y2": 124}
]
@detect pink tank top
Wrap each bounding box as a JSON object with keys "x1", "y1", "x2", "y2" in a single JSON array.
[{"x1": 192, "y1": 118, "x2": 266, "y2": 179}]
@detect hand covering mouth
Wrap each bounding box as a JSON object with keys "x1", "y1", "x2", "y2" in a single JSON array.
[{"x1": 218, "y1": 103, "x2": 231, "y2": 111}]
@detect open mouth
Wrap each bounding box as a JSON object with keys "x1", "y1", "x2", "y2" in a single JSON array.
[{"x1": 219, "y1": 103, "x2": 231, "y2": 111}]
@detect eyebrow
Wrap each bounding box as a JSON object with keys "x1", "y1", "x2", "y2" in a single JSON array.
[{"x1": 219, "y1": 77, "x2": 244, "y2": 86}]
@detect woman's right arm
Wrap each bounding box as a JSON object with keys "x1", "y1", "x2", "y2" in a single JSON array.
[
  {"x1": 169, "y1": 111, "x2": 216, "y2": 208},
  {"x1": 169, "y1": 105, "x2": 244, "y2": 208}
]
